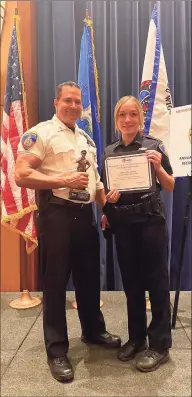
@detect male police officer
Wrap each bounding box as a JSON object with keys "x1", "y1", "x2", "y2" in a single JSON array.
[{"x1": 15, "y1": 81, "x2": 121, "y2": 383}]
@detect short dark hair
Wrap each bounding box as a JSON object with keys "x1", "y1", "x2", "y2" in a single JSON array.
[{"x1": 56, "y1": 81, "x2": 81, "y2": 99}]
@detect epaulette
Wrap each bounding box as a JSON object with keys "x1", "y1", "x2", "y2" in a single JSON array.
[
  {"x1": 36, "y1": 120, "x2": 53, "y2": 130},
  {"x1": 105, "y1": 139, "x2": 120, "y2": 151},
  {"x1": 25, "y1": 120, "x2": 53, "y2": 134},
  {"x1": 144, "y1": 135, "x2": 168, "y2": 156},
  {"x1": 144, "y1": 134, "x2": 160, "y2": 142},
  {"x1": 78, "y1": 128, "x2": 96, "y2": 148}
]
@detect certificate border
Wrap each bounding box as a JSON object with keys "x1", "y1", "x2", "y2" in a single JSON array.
[{"x1": 102, "y1": 150, "x2": 156, "y2": 194}]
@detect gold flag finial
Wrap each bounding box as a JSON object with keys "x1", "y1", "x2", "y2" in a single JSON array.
[
  {"x1": 85, "y1": 9, "x2": 89, "y2": 19},
  {"x1": 84, "y1": 9, "x2": 92, "y2": 27}
]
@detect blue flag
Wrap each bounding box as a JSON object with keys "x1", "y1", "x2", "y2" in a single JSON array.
[{"x1": 77, "y1": 15, "x2": 102, "y2": 172}]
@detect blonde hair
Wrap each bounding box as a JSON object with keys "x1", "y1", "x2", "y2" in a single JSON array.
[{"x1": 114, "y1": 95, "x2": 144, "y2": 133}]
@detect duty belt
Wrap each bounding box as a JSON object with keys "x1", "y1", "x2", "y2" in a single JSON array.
[
  {"x1": 49, "y1": 196, "x2": 91, "y2": 209},
  {"x1": 38, "y1": 190, "x2": 92, "y2": 215},
  {"x1": 103, "y1": 193, "x2": 164, "y2": 225}
]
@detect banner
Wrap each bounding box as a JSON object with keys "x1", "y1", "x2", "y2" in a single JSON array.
[{"x1": 169, "y1": 105, "x2": 192, "y2": 177}]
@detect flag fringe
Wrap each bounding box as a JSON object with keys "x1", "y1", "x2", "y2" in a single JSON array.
[
  {"x1": 1, "y1": 221, "x2": 38, "y2": 254},
  {"x1": 25, "y1": 238, "x2": 38, "y2": 254},
  {"x1": 84, "y1": 16, "x2": 100, "y2": 122},
  {"x1": 1, "y1": 204, "x2": 37, "y2": 223},
  {"x1": 1, "y1": 202, "x2": 38, "y2": 253}
]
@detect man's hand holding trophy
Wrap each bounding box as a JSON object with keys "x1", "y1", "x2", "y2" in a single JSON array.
[{"x1": 69, "y1": 150, "x2": 91, "y2": 202}]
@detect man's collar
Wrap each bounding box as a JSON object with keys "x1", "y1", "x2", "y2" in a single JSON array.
[
  {"x1": 114, "y1": 131, "x2": 143, "y2": 148},
  {"x1": 52, "y1": 115, "x2": 77, "y2": 132}
]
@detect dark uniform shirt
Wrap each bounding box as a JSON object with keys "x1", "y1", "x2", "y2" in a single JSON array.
[{"x1": 103, "y1": 132, "x2": 173, "y2": 205}]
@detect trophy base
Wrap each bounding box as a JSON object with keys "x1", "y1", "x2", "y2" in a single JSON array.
[{"x1": 69, "y1": 190, "x2": 90, "y2": 202}]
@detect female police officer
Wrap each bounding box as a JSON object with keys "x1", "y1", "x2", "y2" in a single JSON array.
[{"x1": 102, "y1": 95, "x2": 175, "y2": 372}]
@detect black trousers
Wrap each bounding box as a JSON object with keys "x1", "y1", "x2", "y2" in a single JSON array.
[
  {"x1": 39, "y1": 203, "x2": 106, "y2": 358},
  {"x1": 114, "y1": 216, "x2": 172, "y2": 351}
]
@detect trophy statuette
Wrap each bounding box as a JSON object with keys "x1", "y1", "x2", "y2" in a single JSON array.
[{"x1": 69, "y1": 150, "x2": 90, "y2": 202}]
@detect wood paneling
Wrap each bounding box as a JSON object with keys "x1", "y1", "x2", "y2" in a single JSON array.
[
  {"x1": 17, "y1": 1, "x2": 39, "y2": 291},
  {"x1": 1, "y1": 1, "x2": 20, "y2": 292},
  {"x1": 1, "y1": 226, "x2": 20, "y2": 292}
]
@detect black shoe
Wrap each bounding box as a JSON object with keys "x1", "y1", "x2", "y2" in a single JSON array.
[
  {"x1": 136, "y1": 348, "x2": 170, "y2": 372},
  {"x1": 118, "y1": 340, "x2": 147, "y2": 362},
  {"x1": 48, "y1": 356, "x2": 74, "y2": 382},
  {"x1": 81, "y1": 331, "x2": 121, "y2": 348}
]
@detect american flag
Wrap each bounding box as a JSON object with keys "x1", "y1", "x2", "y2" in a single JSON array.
[{"x1": 1, "y1": 19, "x2": 38, "y2": 253}]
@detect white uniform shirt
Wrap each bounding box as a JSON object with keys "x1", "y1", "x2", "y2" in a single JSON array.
[{"x1": 17, "y1": 115, "x2": 103, "y2": 203}]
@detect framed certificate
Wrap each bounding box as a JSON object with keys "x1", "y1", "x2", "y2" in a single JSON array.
[{"x1": 102, "y1": 150, "x2": 156, "y2": 194}]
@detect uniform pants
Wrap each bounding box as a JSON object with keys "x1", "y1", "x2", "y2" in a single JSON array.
[
  {"x1": 115, "y1": 216, "x2": 172, "y2": 351},
  {"x1": 39, "y1": 203, "x2": 106, "y2": 358}
]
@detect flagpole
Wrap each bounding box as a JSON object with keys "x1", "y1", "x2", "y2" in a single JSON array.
[
  {"x1": 140, "y1": 4, "x2": 173, "y2": 312},
  {"x1": 9, "y1": 9, "x2": 41, "y2": 310}
]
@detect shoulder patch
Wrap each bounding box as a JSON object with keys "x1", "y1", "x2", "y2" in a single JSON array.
[
  {"x1": 159, "y1": 142, "x2": 168, "y2": 157},
  {"x1": 22, "y1": 132, "x2": 38, "y2": 150}
]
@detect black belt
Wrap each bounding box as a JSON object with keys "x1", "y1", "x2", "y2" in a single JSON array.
[
  {"x1": 103, "y1": 193, "x2": 163, "y2": 219},
  {"x1": 113, "y1": 200, "x2": 156, "y2": 215},
  {"x1": 49, "y1": 196, "x2": 91, "y2": 209},
  {"x1": 114, "y1": 202, "x2": 147, "y2": 215}
]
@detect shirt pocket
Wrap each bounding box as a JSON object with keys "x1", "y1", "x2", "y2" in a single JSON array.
[{"x1": 53, "y1": 144, "x2": 76, "y2": 171}]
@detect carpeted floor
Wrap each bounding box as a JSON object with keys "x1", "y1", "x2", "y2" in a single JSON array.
[{"x1": 1, "y1": 291, "x2": 191, "y2": 397}]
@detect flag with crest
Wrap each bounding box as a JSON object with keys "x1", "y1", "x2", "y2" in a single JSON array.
[
  {"x1": 139, "y1": 5, "x2": 173, "y2": 150},
  {"x1": 77, "y1": 12, "x2": 102, "y2": 172}
]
